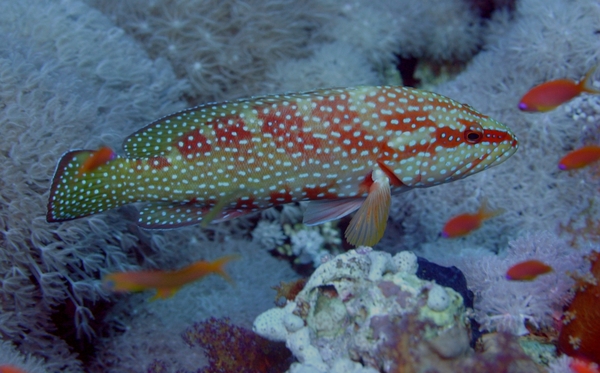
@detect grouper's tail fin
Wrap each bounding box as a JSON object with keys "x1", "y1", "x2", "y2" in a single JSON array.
[{"x1": 46, "y1": 150, "x2": 130, "y2": 222}]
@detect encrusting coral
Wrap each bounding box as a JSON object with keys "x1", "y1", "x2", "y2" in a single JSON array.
[{"x1": 254, "y1": 248, "x2": 543, "y2": 373}]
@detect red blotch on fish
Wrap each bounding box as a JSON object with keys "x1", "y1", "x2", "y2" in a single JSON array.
[
  {"x1": 147, "y1": 156, "x2": 171, "y2": 169},
  {"x1": 213, "y1": 117, "x2": 253, "y2": 147},
  {"x1": 505, "y1": 259, "x2": 553, "y2": 281},
  {"x1": 269, "y1": 188, "x2": 293, "y2": 204},
  {"x1": 518, "y1": 66, "x2": 600, "y2": 112},
  {"x1": 258, "y1": 105, "x2": 321, "y2": 157},
  {"x1": 77, "y1": 146, "x2": 116, "y2": 175},
  {"x1": 235, "y1": 196, "x2": 259, "y2": 210},
  {"x1": 176, "y1": 129, "x2": 212, "y2": 160},
  {"x1": 559, "y1": 145, "x2": 600, "y2": 170},
  {"x1": 130, "y1": 159, "x2": 144, "y2": 172},
  {"x1": 303, "y1": 185, "x2": 338, "y2": 200},
  {"x1": 441, "y1": 199, "x2": 504, "y2": 238}
]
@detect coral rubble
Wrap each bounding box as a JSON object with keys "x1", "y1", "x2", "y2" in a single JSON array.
[{"x1": 254, "y1": 248, "x2": 474, "y2": 373}]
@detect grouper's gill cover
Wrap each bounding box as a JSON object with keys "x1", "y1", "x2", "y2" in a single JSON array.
[{"x1": 47, "y1": 86, "x2": 518, "y2": 247}]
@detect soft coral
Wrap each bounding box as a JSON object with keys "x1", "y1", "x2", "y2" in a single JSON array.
[{"x1": 558, "y1": 251, "x2": 600, "y2": 364}]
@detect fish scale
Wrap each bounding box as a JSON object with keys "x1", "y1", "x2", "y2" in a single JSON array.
[{"x1": 47, "y1": 85, "x2": 518, "y2": 246}]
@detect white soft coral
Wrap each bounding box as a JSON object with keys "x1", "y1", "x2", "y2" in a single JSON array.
[{"x1": 449, "y1": 231, "x2": 590, "y2": 335}]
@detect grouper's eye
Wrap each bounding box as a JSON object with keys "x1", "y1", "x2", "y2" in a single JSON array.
[{"x1": 464, "y1": 129, "x2": 482, "y2": 144}]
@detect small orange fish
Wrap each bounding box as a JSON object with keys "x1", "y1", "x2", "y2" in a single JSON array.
[
  {"x1": 505, "y1": 259, "x2": 553, "y2": 281},
  {"x1": 441, "y1": 199, "x2": 504, "y2": 238},
  {"x1": 558, "y1": 145, "x2": 600, "y2": 170},
  {"x1": 0, "y1": 365, "x2": 28, "y2": 373},
  {"x1": 77, "y1": 146, "x2": 116, "y2": 175},
  {"x1": 570, "y1": 358, "x2": 600, "y2": 373},
  {"x1": 518, "y1": 66, "x2": 600, "y2": 112},
  {"x1": 103, "y1": 254, "x2": 238, "y2": 300}
]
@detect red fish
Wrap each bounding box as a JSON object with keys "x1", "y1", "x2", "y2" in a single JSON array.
[
  {"x1": 570, "y1": 358, "x2": 600, "y2": 373},
  {"x1": 518, "y1": 66, "x2": 600, "y2": 112},
  {"x1": 47, "y1": 86, "x2": 518, "y2": 247},
  {"x1": 505, "y1": 259, "x2": 553, "y2": 281},
  {"x1": 0, "y1": 366, "x2": 28, "y2": 373},
  {"x1": 77, "y1": 145, "x2": 116, "y2": 175},
  {"x1": 441, "y1": 199, "x2": 504, "y2": 238},
  {"x1": 558, "y1": 145, "x2": 600, "y2": 170},
  {"x1": 103, "y1": 254, "x2": 238, "y2": 300}
]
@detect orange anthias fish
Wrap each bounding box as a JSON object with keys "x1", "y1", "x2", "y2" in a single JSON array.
[
  {"x1": 0, "y1": 366, "x2": 28, "y2": 373},
  {"x1": 505, "y1": 259, "x2": 553, "y2": 281},
  {"x1": 441, "y1": 199, "x2": 504, "y2": 238},
  {"x1": 518, "y1": 66, "x2": 600, "y2": 112},
  {"x1": 77, "y1": 145, "x2": 117, "y2": 175},
  {"x1": 558, "y1": 145, "x2": 600, "y2": 170},
  {"x1": 47, "y1": 86, "x2": 518, "y2": 247},
  {"x1": 103, "y1": 254, "x2": 238, "y2": 300},
  {"x1": 570, "y1": 358, "x2": 600, "y2": 373}
]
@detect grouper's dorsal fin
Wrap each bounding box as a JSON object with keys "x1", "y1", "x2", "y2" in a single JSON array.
[
  {"x1": 122, "y1": 100, "x2": 256, "y2": 158},
  {"x1": 123, "y1": 106, "x2": 208, "y2": 158},
  {"x1": 122, "y1": 89, "x2": 330, "y2": 159}
]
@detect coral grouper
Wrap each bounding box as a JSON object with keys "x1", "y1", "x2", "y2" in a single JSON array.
[{"x1": 47, "y1": 86, "x2": 518, "y2": 246}]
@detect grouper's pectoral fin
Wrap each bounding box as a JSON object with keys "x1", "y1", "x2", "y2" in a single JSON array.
[
  {"x1": 303, "y1": 198, "x2": 365, "y2": 226},
  {"x1": 344, "y1": 175, "x2": 391, "y2": 247}
]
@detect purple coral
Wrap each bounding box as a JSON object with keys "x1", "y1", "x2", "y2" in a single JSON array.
[
  {"x1": 182, "y1": 317, "x2": 292, "y2": 373},
  {"x1": 453, "y1": 231, "x2": 589, "y2": 335}
]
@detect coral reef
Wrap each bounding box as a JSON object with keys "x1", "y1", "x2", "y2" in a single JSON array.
[
  {"x1": 433, "y1": 231, "x2": 590, "y2": 335},
  {"x1": 254, "y1": 248, "x2": 543, "y2": 373},
  {"x1": 2, "y1": 0, "x2": 600, "y2": 370},
  {"x1": 253, "y1": 248, "x2": 470, "y2": 372},
  {"x1": 381, "y1": 0, "x2": 600, "y2": 254}
]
